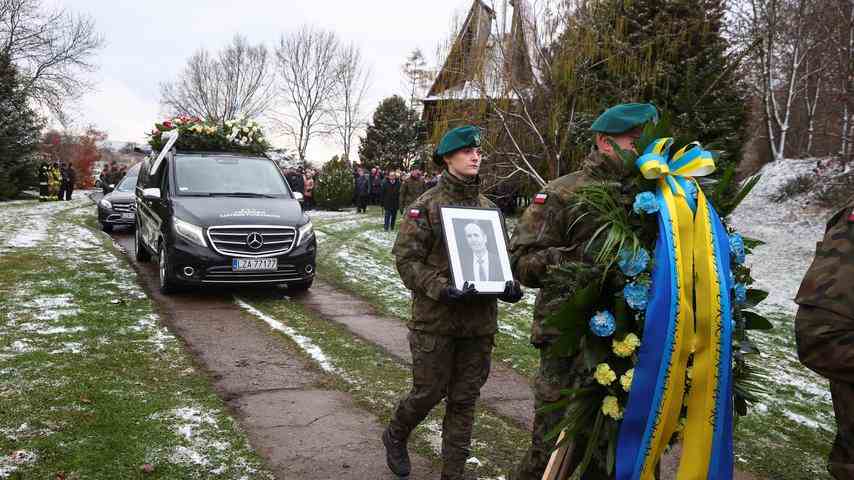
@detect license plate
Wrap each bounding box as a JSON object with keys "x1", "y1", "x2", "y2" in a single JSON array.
[
  {"x1": 232, "y1": 258, "x2": 277, "y2": 272},
  {"x1": 121, "y1": 213, "x2": 134, "y2": 219}
]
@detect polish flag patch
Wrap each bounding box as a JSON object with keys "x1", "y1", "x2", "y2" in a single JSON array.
[
  {"x1": 848, "y1": 208, "x2": 854, "y2": 223},
  {"x1": 533, "y1": 193, "x2": 548, "y2": 205},
  {"x1": 408, "y1": 208, "x2": 421, "y2": 219}
]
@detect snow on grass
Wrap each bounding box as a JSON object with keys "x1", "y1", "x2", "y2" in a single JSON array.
[
  {"x1": 236, "y1": 298, "x2": 343, "y2": 376},
  {"x1": 730, "y1": 159, "x2": 828, "y2": 315},
  {"x1": 0, "y1": 450, "x2": 37, "y2": 478},
  {"x1": 0, "y1": 198, "x2": 273, "y2": 479}
]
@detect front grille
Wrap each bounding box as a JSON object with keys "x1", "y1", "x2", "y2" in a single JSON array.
[
  {"x1": 206, "y1": 225, "x2": 297, "y2": 257},
  {"x1": 113, "y1": 203, "x2": 135, "y2": 213},
  {"x1": 202, "y1": 263, "x2": 308, "y2": 283}
]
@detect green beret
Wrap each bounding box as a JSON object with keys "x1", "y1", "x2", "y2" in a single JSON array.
[
  {"x1": 433, "y1": 125, "x2": 482, "y2": 166},
  {"x1": 590, "y1": 103, "x2": 658, "y2": 134}
]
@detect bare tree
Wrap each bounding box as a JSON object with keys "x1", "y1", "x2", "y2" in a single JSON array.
[
  {"x1": 402, "y1": 48, "x2": 431, "y2": 110},
  {"x1": 160, "y1": 35, "x2": 274, "y2": 123},
  {"x1": 331, "y1": 43, "x2": 371, "y2": 164},
  {"x1": 274, "y1": 26, "x2": 341, "y2": 163},
  {"x1": 735, "y1": 0, "x2": 827, "y2": 162},
  {"x1": 0, "y1": 0, "x2": 102, "y2": 120}
]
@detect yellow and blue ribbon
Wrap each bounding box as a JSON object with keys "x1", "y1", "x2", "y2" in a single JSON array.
[{"x1": 616, "y1": 138, "x2": 734, "y2": 480}]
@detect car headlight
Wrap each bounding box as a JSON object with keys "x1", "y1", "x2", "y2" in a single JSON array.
[
  {"x1": 99, "y1": 198, "x2": 112, "y2": 209},
  {"x1": 297, "y1": 220, "x2": 314, "y2": 246},
  {"x1": 173, "y1": 217, "x2": 207, "y2": 247}
]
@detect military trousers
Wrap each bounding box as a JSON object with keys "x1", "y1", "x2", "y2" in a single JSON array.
[
  {"x1": 796, "y1": 306, "x2": 854, "y2": 479},
  {"x1": 513, "y1": 344, "x2": 610, "y2": 480},
  {"x1": 387, "y1": 330, "x2": 494, "y2": 479}
]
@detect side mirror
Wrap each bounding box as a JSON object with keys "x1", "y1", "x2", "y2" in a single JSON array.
[
  {"x1": 293, "y1": 192, "x2": 304, "y2": 202},
  {"x1": 105, "y1": 184, "x2": 115, "y2": 193},
  {"x1": 142, "y1": 187, "x2": 161, "y2": 201}
]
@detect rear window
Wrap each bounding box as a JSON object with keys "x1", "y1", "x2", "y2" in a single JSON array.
[{"x1": 173, "y1": 155, "x2": 290, "y2": 197}]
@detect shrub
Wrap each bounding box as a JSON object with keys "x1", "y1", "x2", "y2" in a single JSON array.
[
  {"x1": 772, "y1": 174, "x2": 817, "y2": 203},
  {"x1": 314, "y1": 158, "x2": 354, "y2": 210},
  {"x1": 815, "y1": 171, "x2": 854, "y2": 209}
]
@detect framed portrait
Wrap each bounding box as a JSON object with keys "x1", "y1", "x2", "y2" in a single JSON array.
[{"x1": 439, "y1": 206, "x2": 514, "y2": 294}]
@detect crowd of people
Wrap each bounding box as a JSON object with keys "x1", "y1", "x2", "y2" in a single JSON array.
[
  {"x1": 281, "y1": 167, "x2": 317, "y2": 210},
  {"x1": 353, "y1": 166, "x2": 440, "y2": 231},
  {"x1": 38, "y1": 162, "x2": 76, "y2": 201},
  {"x1": 98, "y1": 163, "x2": 129, "y2": 195}
]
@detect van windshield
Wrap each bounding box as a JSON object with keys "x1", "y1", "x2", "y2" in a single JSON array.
[{"x1": 173, "y1": 155, "x2": 290, "y2": 197}]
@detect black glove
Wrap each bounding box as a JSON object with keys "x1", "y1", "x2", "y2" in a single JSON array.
[
  {"x1": 498, "y1": 280, "x2": 524, "y2": 303},
  {"x1": 439, "y1": 281, "x2": 479, "y2": 304}
]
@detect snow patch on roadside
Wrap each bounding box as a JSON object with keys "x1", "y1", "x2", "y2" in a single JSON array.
[
  {"x1": 359, "y1": 229, "x2": 395, "y2": 250},
  {"x1": 0, "y1": 450, "x2": 37, "y2": 478},
  {"x1": 236, "y1": 299, "x2": 344, "y2": 377}
]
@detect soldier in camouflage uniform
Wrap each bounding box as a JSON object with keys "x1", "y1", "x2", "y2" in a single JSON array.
[
  {"x1": 795, "y1": 195, "x2": 854, "y2": 480},
  {"x1": 400, "y1": 168, "x2": 427, "y2": 212},
  {"x1": 383, "y1": 125, "x2": 524, "y2": 480},
  {"x1": 509, "y1": 104, "x2": 659, "y2": 480}
]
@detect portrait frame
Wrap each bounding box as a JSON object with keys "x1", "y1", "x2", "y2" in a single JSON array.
[{"x1": 439, "y1": 206, "x2": 514, "y2": 294}]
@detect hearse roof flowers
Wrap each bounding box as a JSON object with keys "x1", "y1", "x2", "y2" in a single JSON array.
[{"x1": 148, "y1": 116, "x2": 270, "y2": 154}]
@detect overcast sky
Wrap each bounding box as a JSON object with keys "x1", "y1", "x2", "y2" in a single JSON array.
[{"x1": 69, "y1": 0, "x2": 473, "y2": 161}]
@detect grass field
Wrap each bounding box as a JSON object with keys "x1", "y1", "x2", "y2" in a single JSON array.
[{"x1": 0, "y1": 198, "x2": 273, "y2": 479}]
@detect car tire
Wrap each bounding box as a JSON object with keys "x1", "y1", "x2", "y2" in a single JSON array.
[
  {"x1": 288, "y1": 279, "x2": 313, "y2": 292},
  {"x1": 135, "y1": 225, "x2": 151, "y2": 263},
  {"x1": 158, "y1": 244, "x2": 178, "y2": 295},
  {"x1": 101, "y1": 222, "x2": 113, "y2": 233}
]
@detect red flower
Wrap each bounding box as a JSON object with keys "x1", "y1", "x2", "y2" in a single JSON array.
[{"x1": 163, "y1": 121, "x2": 173, "y2": 129}]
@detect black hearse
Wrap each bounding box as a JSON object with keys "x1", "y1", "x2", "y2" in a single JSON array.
[{"x1": 134, "y1": 133, "x2": 316, "y2": 294}]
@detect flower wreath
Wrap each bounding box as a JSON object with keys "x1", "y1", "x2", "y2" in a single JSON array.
[
  {"x1": 147, "y1": 115, "x2": 271, "y2": 155},
  {"x1": 542, "y1": 117, "x2": 769, "y2": 480}
]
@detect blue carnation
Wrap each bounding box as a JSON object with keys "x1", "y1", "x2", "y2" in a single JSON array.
[
  {"x1": 589, "y1": 310, "x2": 616, "y2": 337},
  {"x1": 618, "y1": 247, "x2": 650, "y2": 277},
  {"x1": 633, "y1": 192, "x2": 659, "y2": 215},
  {"x1": 729, "y1": 233, "x2": 746, "y2": 265},
  {"x1": 624, "y1": 282, "x2": 650, "y2": 311},
  {"x1": 734, "y1": 283, "x2": 747, "y2": 304}
]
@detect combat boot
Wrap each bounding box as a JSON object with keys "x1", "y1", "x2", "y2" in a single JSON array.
[{"x1": 382, "y1": 428, "x2": 411, "y2": 477}]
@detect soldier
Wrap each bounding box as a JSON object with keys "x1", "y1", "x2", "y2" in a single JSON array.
[
  {"x1": 508, "y1": 103, "x2": 659, "y2": 480},
  {"x1": 383, "y1": 125, "x2": 523, "y2": 480},
  {"x1": 399, "y1": 167, "x2": 427, "y2": 212},
  {"x1": 795, "y1": 195, "x2": 854, "y2": 480}
]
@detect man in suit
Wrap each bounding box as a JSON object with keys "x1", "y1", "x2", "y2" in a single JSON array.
[{"x1": 461, "y1": 222, "x2": 502, "y2": 282}]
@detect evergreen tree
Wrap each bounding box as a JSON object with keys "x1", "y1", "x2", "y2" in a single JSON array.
[
  {"x1": 358, "y1": 95, "x2": 426, "y2": 170},
  {"x1": 0, "y1": 53, "x2": 43, "y2": 199},
  {"x1": 551, "y1": 0, "x2": 747, "y2": 173},
  {"x1": 314, "y1": 155, "x2": 354, "y2": 210}
]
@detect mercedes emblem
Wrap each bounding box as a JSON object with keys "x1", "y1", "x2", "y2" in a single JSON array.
[{"x1": 246, "y1": 232, "x2": 264, "y2": 250}]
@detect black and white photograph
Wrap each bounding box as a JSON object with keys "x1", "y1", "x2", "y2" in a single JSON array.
[{"x1": 439, "y1": 206, "x2": 513, "y2": 293}]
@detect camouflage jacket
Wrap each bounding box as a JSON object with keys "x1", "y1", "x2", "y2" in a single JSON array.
[
  {"x1": 399, "y1": 176, "x2": 427, "y2": 211},
  {"x1": 795, "y1": 195, "x2": 854, "y2": 383},
  {"x1": 392, "y1": 170, "x2": 500, "y2": 337},
  {"x1": 509, "y1": 150, "x2": 629, "y2": 345}
]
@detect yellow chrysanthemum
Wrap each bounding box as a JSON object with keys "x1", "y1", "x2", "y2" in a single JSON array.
[
  {"x1": 620, "y1": 369, "x2": 634, "y2": 392},
  {"x1": 613, "y1": 333, "x2": 640, "y2": 358},
  {"x1": 602, "y1": 395, "x2": 623, "y2": 420},
  {"x1": 594, "y1": 363, "x2": 617, "y2": 386}
]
